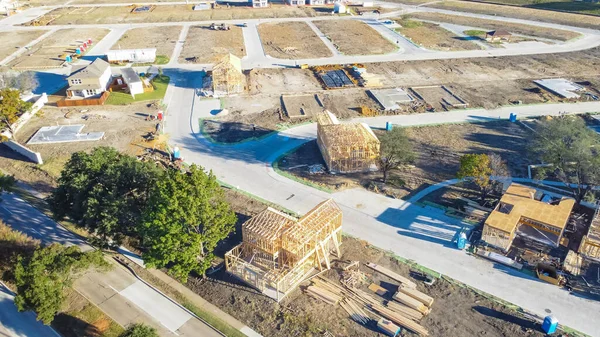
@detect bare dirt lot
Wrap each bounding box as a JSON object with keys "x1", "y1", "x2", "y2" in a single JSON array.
[
  {"x1": 201, "y1": 108, "x2": 290, "y2": 143},
  {"x1": 191, "y1": 234, "x2": 547, "y2": 337},
  {"x1": 409, "y1": 12, "x2": 581, "y2": 41},
  {"x1": 313, "y1": 20, "x2": 397, "y2": 55},
  {"x1": 0, "y1": 30, "x2": 45, "y2": 62},
  {"x1": 411, "y1": 85, "x2": 468, "y2": 111},
  {"x1": 396, "y1": 19, "x2": 482, "y2": 51},
  {"x1": 8, "y1": 28, "x2": 109, "y2": 70},
  {"x1": 248, "y1": 68, "x2": 323, "y2": 95},
  {"x1": 257, "y1": 21, "x2": 332, "y2": 59},
  {"x1": 179, "y1": 25, "x2": 245, "y2": 64},
  {"x1": 0, "y1": 103, "x2": 162, "y2": 194},
  {"x1": 279, "y1": 121, "x2": 530, "y2": 198},
  {"x1": 112, "y1": 26, "x2": 181, "y2": 61},
  {"x1": 426, "y1": 0, "x2": 600, "y2": 30},
  {"x1": 282, "y1": 94, "x2": 324, "y2": 118},
  {"x1": 29, "y1": 5, "x2": 314, "y2": 26}
]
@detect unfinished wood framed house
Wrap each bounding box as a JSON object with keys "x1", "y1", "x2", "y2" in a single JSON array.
[
  {"x1": 579, "y1": 204, "x2": 600, "y2": 261},
  {"x1": 225, "y1": 199, "x2": 343, "y2": 301},
  {"x1": 316, "y1": 110, "x2": 380, "y2": 174},
  {"x1": 482, "y1": 184, "x2": 575, "y2": 252},
  {"x1": 212, "y1": 53, "x2": 245, "y2": 95}
]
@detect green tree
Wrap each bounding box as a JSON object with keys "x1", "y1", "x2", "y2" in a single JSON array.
[
  {"x1": 141, "y1": 165, "x2": 236, "y2": 282},
  {"x1": 49, "y1": 147, "x2": 159, "y2": 247},
  {"x1": 457, "y1": 153, "x2": 493, "y2": 201},
  {"x1": 529, "y1": 116, "x2": 600, "y2": 203},
  {"x1": 120, "y1": 323, "x2": 159, "y2": 337},
  {"x1": 13, "y1": 244, "x2": 108, "y2": 324},
  {"x1": 0, "y1": 88, "x2": 32, "y2": 140},
  {"x1": 379, "y1": 128, "x2": 415, "y2": 183},
  {"x1": 0, "y1": 172, "x2": 15, "y2": 198}
]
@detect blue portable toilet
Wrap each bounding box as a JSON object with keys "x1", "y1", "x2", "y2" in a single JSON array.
[
  {"x1": 75, "y1": 48, "x2": 81, "y2": 55},
  {"x1": 173, "y1": 147, "x2": 181, "y2": 160},
  {"x1": 386, "y1": 122, "x2": 393, "y2": 131},
  {"x1": 65, "y1": 55, "x2": 72, "y2": 63},
  {"x1": 542, "y1": 315, "x2": 558, "y2": 334},
  {"x1": 509, "y1": 113, "x2": 517, "y2": 122},
  {"x1": 457, "y1": 232, "x2": 467, "y2": 250}
]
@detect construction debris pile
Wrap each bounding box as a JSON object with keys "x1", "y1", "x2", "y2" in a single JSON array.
[{"x1": 305, "y1": 261, "x2": 434, "y2": 336}]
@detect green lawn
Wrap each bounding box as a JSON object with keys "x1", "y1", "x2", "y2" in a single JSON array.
[
  {"x1": 464, "y1": 29, "x2": 486, "y2": 37},
  {"x1": 105, "y1": 75, "x2": 170, "y2": 105}
]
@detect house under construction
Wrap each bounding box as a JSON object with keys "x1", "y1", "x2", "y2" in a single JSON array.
[
  {"x1": 316, "y1": 110, "x2": 380, "y2": 173},
  {"x1": 225, "y1": 199, "x2": 343, "y2": 301},
  {"x1": 482, "y1": 184, "x2": 575, "y2": 252},
  {"x1": 212, "y1": 53, "x2": 245, "y2": 95},
  {"x1": 579, "y1": 203, "x2": 600, "y2": 261}
]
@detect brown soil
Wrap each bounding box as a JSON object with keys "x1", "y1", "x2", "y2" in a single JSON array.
[
  {"x1": 426, "y1": 0, "x2": 600, "y2": 30},
  {"x1": 8, "y1": 28, "x2": 109, "y2": 69},
  {"x1": 190, "y1": 236, "x2": 547, "y2": 337},
  {"x1": 0, "y1": 103, "x2": 161, "y2": 194},
  {"x1": 408, "y1": 12, "x2": 581, "y2": 41},
  {"x1": 179, "y1": 25, "x2": 245, "y2": 64},
  {"x1": 397, "y1": 20, "x2": 482, "y2": 51},
  {"x1": 279, "y1": 121, "x2": 529, "y2": 198},
  {"x1": 112, "y1": 25, "x2": 181, "y2": 59},
  {"x1": 313, "y1": 20, "x2": 397, "y2": 55},
  {"x1": 248, "y1": 68, "x2": 323, "y2": 95},
  {"x1": 0, "y1": 30, "x2": 45, "y2": 62},
  {"x1": 201, "y1": 108, "x2": 291, "y2": 143},
  {"x1": 258, "y1": 21, "x2": 333, "y2": 59},
  {"x1": 29, "y1": 5, "x2": 314, "y2": 26}
]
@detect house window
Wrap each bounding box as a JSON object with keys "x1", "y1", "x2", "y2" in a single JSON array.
[
  {"x1": 85, "y1": 89, "x2": 96, "y2": 96},
  {"x1": 71, "y1": 79, "x2": 82, "y2": 85}
]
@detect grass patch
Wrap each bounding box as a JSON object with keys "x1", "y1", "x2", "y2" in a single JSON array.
[
  {"x1": 105, "y1": 75, "x2": 170, "y2": 105},
  {"x1": 398, "y1": 18, "x2": 423, "y2": 28},
  {"x1": 155, "y1": 55, "x2": 169, "y2": 65},
  {"x1": 464, "y1": 29, "x2": 486, "y2": 36},
  {"x1": 182, "y1": 301, "x2": 247, "y2": 337}
]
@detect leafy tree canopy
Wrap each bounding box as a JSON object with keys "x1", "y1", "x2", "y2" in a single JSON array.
[
  {"x1": 379, "y1": 128, "x2": 415, "y2": 183},
  {"x1": 0, "y1": 88, "x2": 32, "y2": 139},
  {"x1": 14, "y1": 244, "x2": 108, "y2": 325},
  {"x1": 529, "y1": 116, "x2": 600, "y2": 203},
  {"x1": 457, "y1": 153, "x2": 493, "y2": 189},
  {"x1": 141, "y1": 165, "x2": 237, "y2": 282},
  {"x1": 120, "y1": 323, "x2": 159, "y2": 337},
  {"x1": 0, "y1": 172, "x2": 15, "y2": 199},
  {"x1": 49, "y1": 147, "x2": 159, "y2": 247}
]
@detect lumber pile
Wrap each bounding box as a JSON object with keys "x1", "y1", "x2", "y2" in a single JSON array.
[
  {"x1": 366, "y1": 262, "x2": 417, "y2": 288},
  {"x1": 398, "y1": 285, "x2": 434, "y2": 307},
  {"x1": 378, "y1": 318, "x2": 401, "y2": 337},
  {"x1": 305, "y1": 285, "x2": 341, "y2": 305},
  {"x1": 368, "y1": 282, "x2": 388, "y2": 296},
  {"x1": 385, "y1": 300, "x2": 424, "y2": 321},
  {"x1": 392, "y1": 291, "x2": 431, "y2": 315},
  {"x1": 340, "y1": 298, "x2": 370, "y2": 325},
  {"x1": 372, "y1": 303, "x2": 429, "y2": 336}
]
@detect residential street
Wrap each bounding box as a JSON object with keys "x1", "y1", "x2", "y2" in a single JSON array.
[
  {"x1": 0, "y1": 192, "x2": 224, "y2": 337},
  {"x1": 165, "y1": 72, "x2": 600, "y2": 336}
]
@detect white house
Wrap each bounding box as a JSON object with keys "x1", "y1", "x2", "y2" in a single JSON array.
[
  {"x1": 106, "y1": 48, "x2": 156, "y2": 64},
  {"x1": 334, "y1": 2, "x2": 346, "y2": 13},
  {"x1": 66, "y1": 58, "x2": 111, "y2": 98},
  {"x1": 121, "y1": 68, "x2": 144, "y2": 98}
]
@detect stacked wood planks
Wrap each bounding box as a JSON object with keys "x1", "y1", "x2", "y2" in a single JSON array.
[
  {"x1": 368, "y1": 283, "x2": 388, "y2": 296},
  {"x1": 398, "y1": 285, "x2": 434, "y2": 307},
  {"x1": 385, "y1": 300, "x2": 424, "y2": 321},
  {"x1": 392, "y1": 291, "x2": 431, "y2": 315},
  {"x1": 378, "y1": 318, "x2": 401, "y2": 337},
  {"x1": 365, "y1": 262, "x2": 417, "y2": 288},
  {"x1": 372, "y1": 303, "x2": 429, "y2": 336},
  {"x1": 306, "y1": 285, "x2": 342, "y2": 305},
  {"x1": 340, "y1": 298, "x2": 370, "y2": 325}
]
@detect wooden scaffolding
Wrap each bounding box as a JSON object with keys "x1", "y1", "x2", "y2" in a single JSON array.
[
  {"x1": 316, "y1": 110, "x2": 380, "y2": 174},
  {"x1": 212, "y1": 53, "x2": 245, "y2": 95},
  {"x1": 482, "y1": 184, "x2": 574, "y2": 251},
  {"x1": 579, "y1": 201, "x2": 600, "y2": 260},
  {"x1": 225, "y1": 199, "x2": 343, "y2": 301}
]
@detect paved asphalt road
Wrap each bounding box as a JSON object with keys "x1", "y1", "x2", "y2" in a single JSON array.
[
  {"x1": 0, "y1": 193, "x2": 223, "y2": 337},
  {"x1": 0, "y1": 283, "x2": 61, "y2": 337},
  {"x1": 165, "y1": 70, "x2": 600, "y2": 336}
]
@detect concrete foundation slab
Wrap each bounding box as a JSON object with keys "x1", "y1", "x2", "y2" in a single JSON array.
[
  {"x1": 27, "y1": 125, "x2": 104, "y2": 144},
  {"x1": 534, "y1": 78, "x2": 584, "y2": 99},
  {"x1": 369, "y1": 88, "x2": 414, "y2": 110}
]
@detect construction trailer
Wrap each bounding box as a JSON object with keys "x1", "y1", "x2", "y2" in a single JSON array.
[
  {"x1": 579, "y1": 202, "x2": 600, "y2": 260},
  {"x1": 482, "y1": 184, "x2": 575, "y2": 252},
  {"x1": 106, "y1": 48, "x2": 156, "y2": 64},
  {"x1": 212, "y1": 53, "x2": 245, "y2": 95},
  {"x1": 316, "y1": 110, "x2": 380, "y2": 174},
  {"x1": 250, "y1": 0, "x2": 269, "y2": 7},
  {"x1": 225, "y1": 199, "x2": 343, "y2": 302}
]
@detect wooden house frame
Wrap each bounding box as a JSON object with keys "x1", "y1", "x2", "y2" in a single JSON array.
[
  {"x1": 225, "y1": 199, "x2": 343, "y2": 301},
  {"x1": 316, "y1": 110, "x2": 380, "y2": 174},
  {"x1": 482, "y1": 184, "x2": 574, "y2": 252},
  {"x1": 579, "y1": 202, "x2": 600, "y2": 260},
  {"x1": 212, "y1": 53, "x2": 245, "y2": 95}
]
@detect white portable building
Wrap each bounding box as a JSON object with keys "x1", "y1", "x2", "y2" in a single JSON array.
[{"x1": 106, "y1": 48, "x2": 157, "y2": 64}]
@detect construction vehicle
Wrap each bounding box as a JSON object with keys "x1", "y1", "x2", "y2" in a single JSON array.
[{"x1": 209, "y1": 23, "x2": 230, "y2": 31}]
